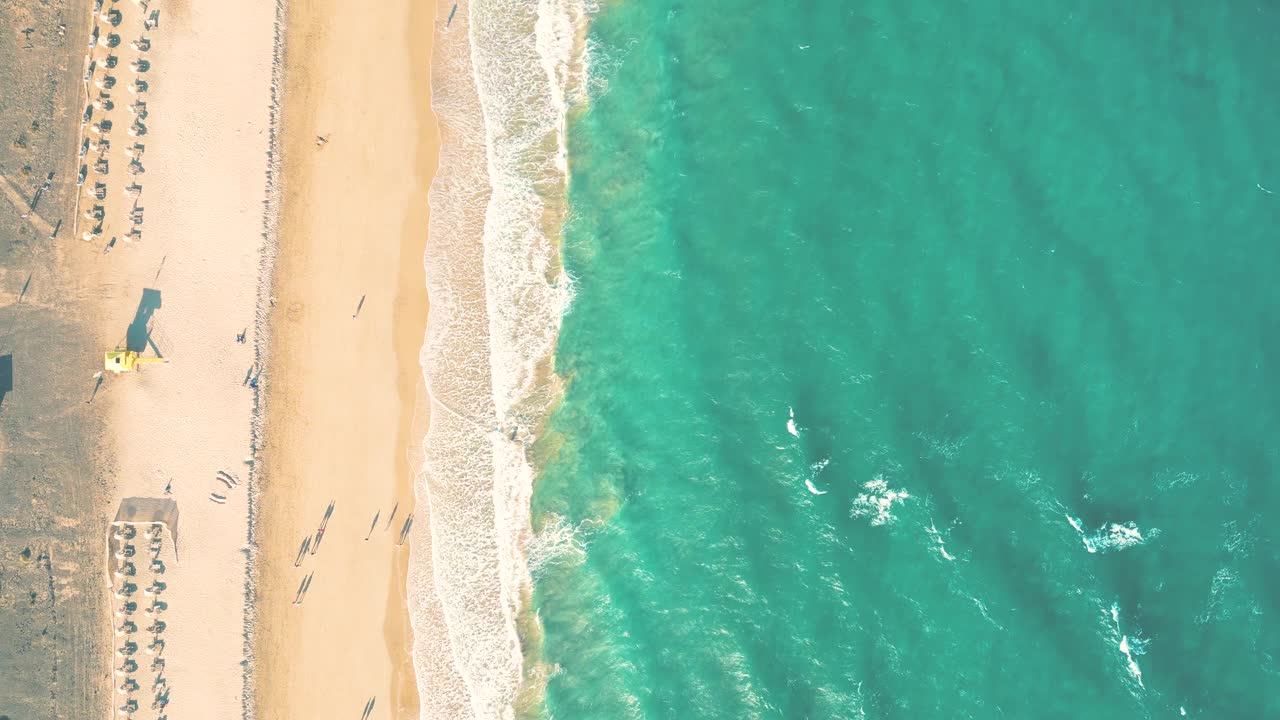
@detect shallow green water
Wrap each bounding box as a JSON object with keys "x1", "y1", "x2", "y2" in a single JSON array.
[{"x1": 529, "y1": 2, "x2": 1280, "y2": 717}]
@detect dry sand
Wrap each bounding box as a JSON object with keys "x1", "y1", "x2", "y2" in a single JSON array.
[
  {"x1": 76, "y1": 0, "x2": 279, "y2": 717},
  {"x1": 0, "y1": 2, "x2": 113, "y2": 717},
  {"x1": 251, "y1": 0, "x2": 437, "y2": 718}
]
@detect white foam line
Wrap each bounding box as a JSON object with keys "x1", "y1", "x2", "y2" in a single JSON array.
[
  {"x1": 1108, "y1": 603, "x2": 1145, "y2": 690},
  {"x1": 926, "y1": 522, "x2": 956, "y2": 561},
  {"x1": 1065, "y1": 513, "x2": 1097, "y2": 553}
]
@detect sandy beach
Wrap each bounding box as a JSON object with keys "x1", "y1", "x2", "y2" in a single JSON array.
[
  {"x1": 9, "y1": 0, "x2": 567, "y2": 714},
  {"x1": 251, "y1": 0, "x2": 437, "y2": 717},
  {"x1": 69, "y1": 0, "x2": 278, "y2": 717}
]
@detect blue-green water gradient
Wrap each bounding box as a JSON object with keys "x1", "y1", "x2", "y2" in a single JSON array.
[{"x1": 530, "y1": 2, "x2": 1280, "y2": 717}]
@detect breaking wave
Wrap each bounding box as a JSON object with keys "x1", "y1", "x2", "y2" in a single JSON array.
[
  {"x1": 851, "y1": 475, "x2": 910, "y2": 526},
  {"x1": 1106, "y1": 603, "x2": 1146, "y2": 690},
  {"x1": 410, "y1": 0, "x2": 590, "y2": 717}
]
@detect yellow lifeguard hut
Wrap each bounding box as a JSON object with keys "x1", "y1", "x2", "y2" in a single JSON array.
[{"x1": 104, "y1": 349, "x2": 168, "y2": 374}]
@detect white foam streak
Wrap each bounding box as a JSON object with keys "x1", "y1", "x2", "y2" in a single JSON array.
[
  {"x1": 1118, "y1": 635, "x2": 1143, "y2": 687},
  {"x1": 1107, "y1": 603, "x2": 1145, "y2": 689},
  {"x1": 804, "y1": 479, "x2": 828, "y2": 496},
  {"x1": 926, "y1": 522, "x2": 956, "y2": 561},
  {"x1": 1065, "y1": 514, "x2": 1098, "y2": 553},
  {"x1": 1066, "y1": 514, "x2": 1150, "y2": 554}
]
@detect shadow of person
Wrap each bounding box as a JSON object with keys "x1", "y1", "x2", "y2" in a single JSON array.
[
  {"x1": 126, "y1": 288, "x2": 162, "y2": 353},
  {"x1": 89, "y1": 373, "x2": 104, "y2": 404},
  {"x1": 0, "y1": 354, "x2": 12, "y2": 407}
]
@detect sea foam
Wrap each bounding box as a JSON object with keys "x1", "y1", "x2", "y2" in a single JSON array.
[
  {"x1": 411, "y1": 0, "x2": 589, "y2": 717},
  {"x1": 851, "y1": 475, "x2": 909, "y2": 526},
  {"x1": 1065, "y1": 515, "x2": 1153, "y2": 554}
]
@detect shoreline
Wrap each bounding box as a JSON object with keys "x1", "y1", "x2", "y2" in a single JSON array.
[
  {"x1": 410, "y1": 0, "x2": 587, "y2": 715},
  {"x1": 1, "y1": 0, "x2": 587, "y2": 715},
  {"x1": 251, "y1": 0, "x2": 437, "y2": 715}
]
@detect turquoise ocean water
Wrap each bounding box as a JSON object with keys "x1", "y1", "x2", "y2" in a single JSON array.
[{"x1": 528, "y1": 2, "x2": 1280, "y2": 717}]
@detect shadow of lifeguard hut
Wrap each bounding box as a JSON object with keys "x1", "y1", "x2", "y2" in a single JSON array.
[
  {"x1": 107, "y1": 497, "x2": 179, "y2": 583},
  {"x1": 126, "y1": 288, "x2": 162, "y2": 353}
]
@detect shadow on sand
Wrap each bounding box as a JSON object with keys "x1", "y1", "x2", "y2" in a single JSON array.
[
  {"x1": 0, "y1": 354, "x2": 12, "y2": 407},
  {"x1": 126, "y1": 288, "x2": 162, "y2": 354}
]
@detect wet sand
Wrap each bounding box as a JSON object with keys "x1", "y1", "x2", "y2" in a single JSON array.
[{"x1": 251, "y1": 0, "x2": 437, "y2": 716}]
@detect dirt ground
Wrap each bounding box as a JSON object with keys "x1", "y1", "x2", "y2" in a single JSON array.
[{"x1": 0, "y1": 0, "x2": 113, "y2": 718}]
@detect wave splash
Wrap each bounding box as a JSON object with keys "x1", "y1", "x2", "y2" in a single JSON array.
[
  {"x1": 527, "y1": 513, "x2": 593, "y2": 581},
  {"x1": 851, "y1": 475, "x2": 910, "y2": 526},
  {"x1": 1065, "y1": 515, "x2": 1154, "y2": 554},
  {"x1": 410, "y1": 0, "x2": 589, "y2": 718}
]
